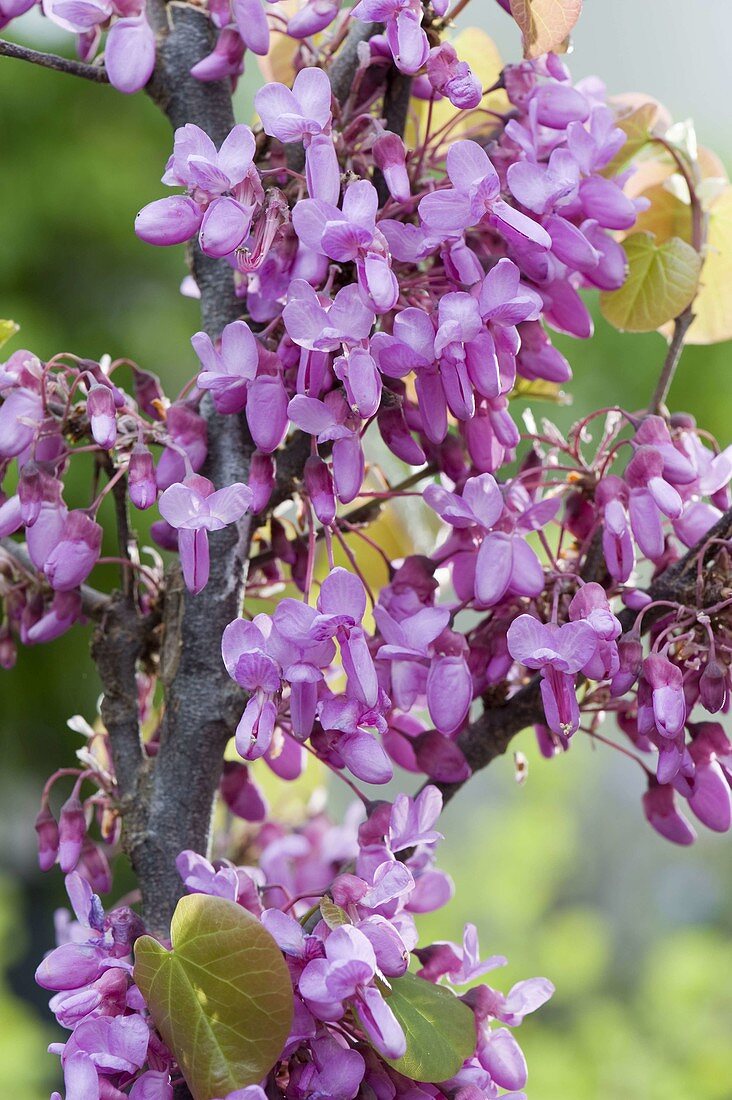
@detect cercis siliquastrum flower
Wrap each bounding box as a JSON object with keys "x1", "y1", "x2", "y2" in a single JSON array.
[{"x1": 2, "y1": 1, "x2": 732, "y2": 1097}]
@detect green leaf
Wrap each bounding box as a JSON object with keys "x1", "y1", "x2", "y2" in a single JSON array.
[
  {"x1": 684, "y1": 185, "x2": 732, "y2": 344},
  {"x1": 509, "y1": 0, "x2": 582, "y2": 59},
  {"x1": 600, "y1": 232, "x2": 701, "y2": 333},
  {"x1": 0, "y1": 320, "x2": 19, "y2": 350},
  {"x1": 603, "y1": 101, "x2": 663, "y2": 176},
  {"x1": 375, "y1": 972, "x2": 476, "y2": 1083},
  {"x1": 319, "y1": 898, "x2": 351, "y2": 930},
  {"x1": 134, "y1": 895, "x2": 293, "y2": 1100}
]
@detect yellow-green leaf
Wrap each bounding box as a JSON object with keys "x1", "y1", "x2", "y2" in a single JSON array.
[
  {"x1": 600, "y1": 232, "x2": 701, "y2": 333},
  {"x1": 134, "y1": 895, "x2": 292, "y2": 1100},
  {"x1": 510, "y1": 377, "x2": 568, "y2": 404},
  {"x1": 684, "y1": 186, "x2": 732, "y2": 344},
  {"x1": 603, "y1": 100, "x2": 664, "y2": 177},
  {"x1": 0, "y1": 320, "x2": 19, "y2": 350},
  {"x1": 374, "y1": 972, "x2": 475, "y2": 1083},
  {"x1": 509, "y1": 0, "x2": 582, "y2": 59},
  {"x1": 631, "y1": 183, "x2": 693, "y2": 244},
  {"x1": 319, "y1": 898, "x2": 351, "y2": 930}
]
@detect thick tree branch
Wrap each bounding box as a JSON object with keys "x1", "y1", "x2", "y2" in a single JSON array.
[
  {"x1": 434, "y1": 506, "x2": 732, "y2": 806},
  {"x1": 329, "y1": 19, "x2": 380, "y2": 105},
  {"x1": 0, "y1": 38, "x2": 109, "y2": 82},
  {"x1": 94, "y1": 0, "x2": 257, "y2": 942}
]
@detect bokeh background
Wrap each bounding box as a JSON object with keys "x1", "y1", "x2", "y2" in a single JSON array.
[{"x1": 2, "y1": 3, "x2": 732, "y2": 1097}]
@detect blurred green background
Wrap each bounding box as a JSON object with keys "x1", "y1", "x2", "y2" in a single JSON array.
[{"x1": 2, "y1": 4, "x2": 732, "y2": 1098}]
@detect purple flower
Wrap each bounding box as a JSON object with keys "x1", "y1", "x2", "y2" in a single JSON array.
[
  {"x1": 351, "y1": 0, "x2": 429, "y2": 74},
  {"x1": 596, "y1": 475, "x2": 635, "y2": 582},
  {"x1": 643, "y1": 781, "x2": 696, "y2": 846},
  {"x1": 44, "y1": 511, "x2": 103, "y2": 592},
  {"x1": 255, "y1": 68, "x2": 340, "y2": 204},
  {"x1": 568, "y1": 582, "x2": 621, "y2": 681},
  {"x1": 222, "y1": 616, "x2": 281, "y2": 759},
  {"x1": 318, "y1": 693, "x2": 393, "y2": 784},
  {"x1": 87, "y1": 384, "x2": 117, "y2": 449},
  {"x1": 625, "y1": 446, "x2": 683, "y2": 561},
  {"x1": 284, "y1": 279, "x2": 375, "y2": 355},
  {"x1": 298, "y1": 924, "x2": 406, "y2": 1059},
  {"x1": 286, "y1": 0, "x2": 339, "y2": 39},
  {"x1": 427, "y1": 42, "x2": 482, "y2": 109},
  {"x1": 128, "y1": 444, "x2": 157, "y2": 510},
  {"x1": 642, "y1": 653, "x2": 686, "y2": 738},
  {"x1": 192, "y1": 318, "x2": 259, "y2": 414},
  {"x1": 425, "y1": 473, "x2": 550, "y2": 606},
  {"x1": 288, "y1": 391, "x2": 365, "y2": 503},
  {"x1": 136, "y1": 123, "x2": 260, "y2": 258},
  {"x1": 105, "y1": 12, "x2": 156, "y2": 94},
  {"x1": 292, "y1": 181, "x2": 398, "y2": 312},
  {"x1": 158, "y1": 474, "x2": 253, "y2": 593},
  {"x1": 507, "y1": 615, "x2": 598, "y2": 736},
  {"x1": 387, "y1": 786, "x2": 443, "y2": 851},
  {"x1": 311, "y1": 568, "x2": 378, "y2": 706},
  {"x1": 419, "y1": 140, "x2": 551, "y2": 250},
  {"x1": 155, "y1": 404, "x2": 207, "y2": 490}
]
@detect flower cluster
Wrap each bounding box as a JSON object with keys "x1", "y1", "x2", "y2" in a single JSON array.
[
  {"x1": 176, "y1": 786, "x2": 553, "y2": 1098},
  {"x1": 3, "y1": 1, "x2": 732, "y2": 1098}
]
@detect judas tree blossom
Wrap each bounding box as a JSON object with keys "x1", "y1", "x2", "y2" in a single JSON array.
[
  {"x1": 351, "y1": 0, "x2": 429, "y2": 74},
  {"x1": 255, "y1": 67, "x2": 340, "y2": 205},
  {"x1": 507, "y1": 615, "x2": 598, "y2": 737},
  {"x1": 419, "y1": 140, "x2": 552, "y2": 250},
  {"x1": 292, "y1": 180, "x2": 399, "y2": 312},
  {"x1": 299, "y1": 924, "x2": 406, "y2": 1059},
  {"x1": 4, "y1": 2, "x2": 732, "y2": 1097},
  {"x1": 158, "y1": 475, "x2": 253, "y2": 593},
  {"x1": 425, "y1": 473, "x2": 550, "y2": 606},
  {"x1": 135, "y1": 123, "x2": 260, "y2": 257}
]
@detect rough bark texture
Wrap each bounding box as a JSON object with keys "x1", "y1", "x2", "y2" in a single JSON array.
[{"x1": 91, "y1": 0, "x2": 257, "y2": 941}]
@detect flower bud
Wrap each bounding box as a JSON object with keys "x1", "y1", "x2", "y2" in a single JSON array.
[
  {"x1": 35, "y1": 803, "x2": 59, "y2": 872},
  {"x1": 610, "y1": 632, "x2": 643, "y2": 696},
  {"x1": 128, "y1": 444, "x2": 157, "y2": 510},
  {"x1": 104, "y1": 906, "x2": 145, "y2": 956},
  {"x1": 643, "y1": 653, "x2": 686, "y2": 737},
  {"x1": 699, "y1": 657, "x2": 729, "y2": 714},
  {"x1": 42, "y1": 511, "x2": 102, "y2": 591},
  {"x1": 87, "y1": 384, "x2": 117, "y2": 449},
  {"x1": 17, "y1": 461, "x2": 50, "y2": 526},
  {"x1": 220, "y1": 761, "x2": 267, "y2": 822},
  {"x1": 248, "y1": 450, "x2": 275, "y2": 514},
  {"x1": 304, "y1": 455, "x2": 336, "y2": 526},
  {"x1": 58, "y1": 794, "x2": 87, "y2": 873},
  {"x1": 427, "y1": 42, "x2": 482, "y2": 110},
  {"x1": 373, "y1": 132, "x2": 411, "y2": 202},
  {"x1": 642, "y1": 782, "x2": 696, "y2": 846},
  {"x1": 76, "y1": 837, "x2": 112, "y2": 895},
  {"x1": 0, "y1": 623, "x2": 16, "y2": 669}
]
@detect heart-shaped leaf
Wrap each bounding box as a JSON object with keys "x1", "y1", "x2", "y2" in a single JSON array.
[
  {"x1": 134, "y1": 895, "x2": 292, "y2": 1100},
  {"x1": 509, "y1": 0, "x2": 582, "y2": 59},
  {"x1": 600, "y1": 232, "x2": 701, "y2": 333},
  {"x1": 376, "y1": 971, "x2": 476, "y2": 1083}
]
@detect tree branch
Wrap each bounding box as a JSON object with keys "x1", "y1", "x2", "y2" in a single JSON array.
[
  {"x1": 0, "y1": 536, "x2": 109, "y2": 618},
  {"x1": 434, "y1": 506, "x2": 732, "y2": 806},
  {"x1": 0, "y1": 38, "x2": 109, "y2": 82},
  {"x1": 95, "y1": 0, "x2": 257, "y2": 941}
]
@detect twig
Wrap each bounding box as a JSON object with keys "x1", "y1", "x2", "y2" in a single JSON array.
[
  {"x1": 430, "y1": 505, "x2": 732, "y2": 807},
  {"x1": 648, "y1": 135, "x2": 708, "y2": 414},
  {"x1": 0, "y1": 38, "x2": 109, "y2": 83}
]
